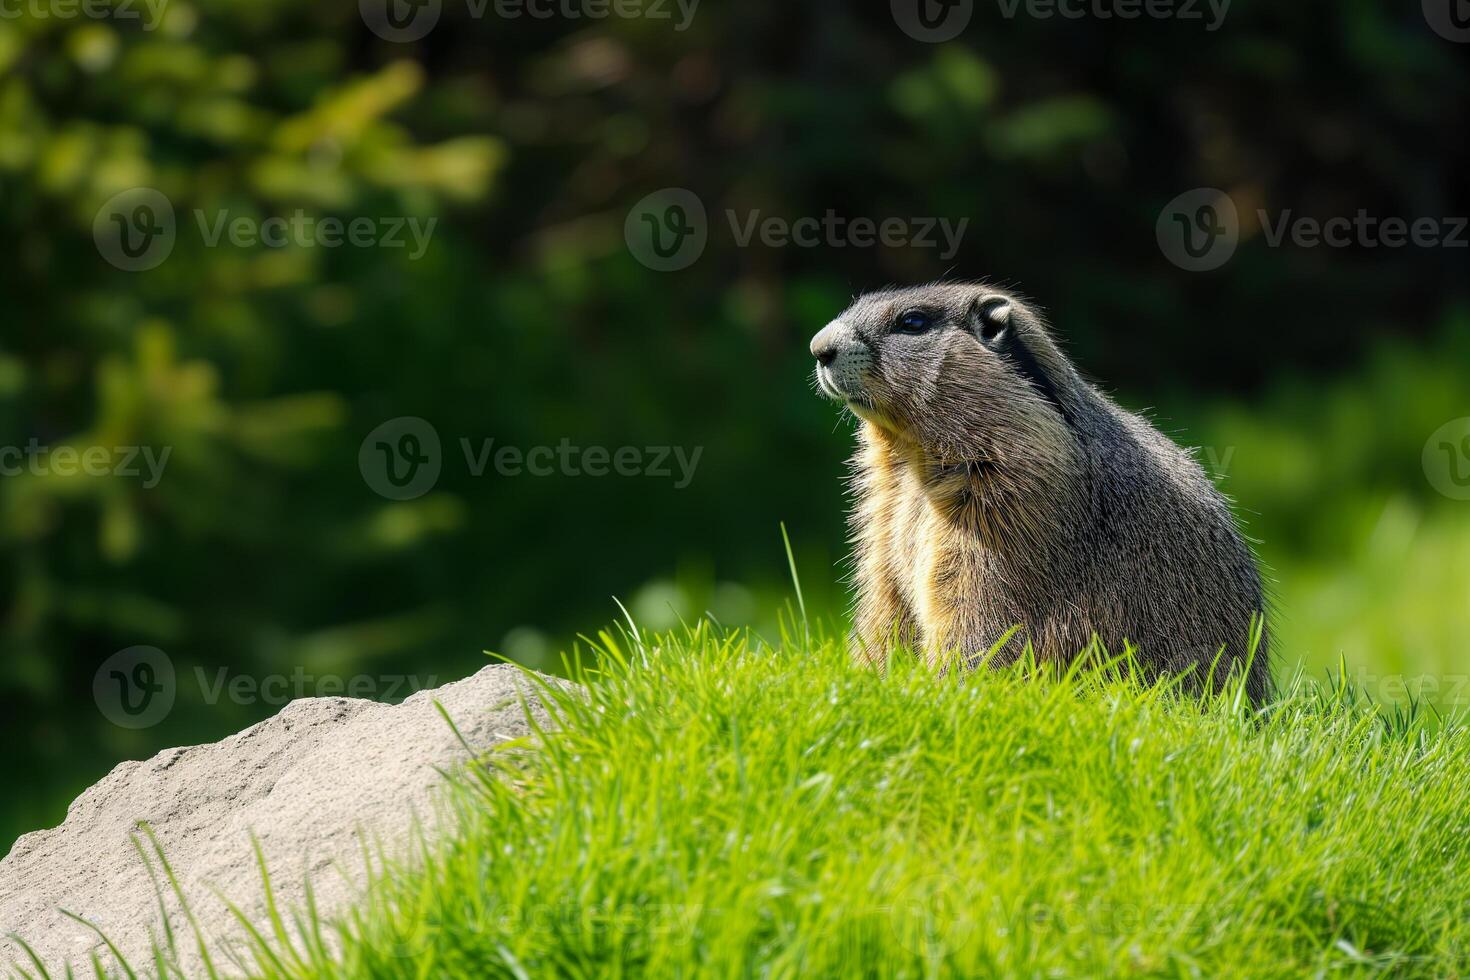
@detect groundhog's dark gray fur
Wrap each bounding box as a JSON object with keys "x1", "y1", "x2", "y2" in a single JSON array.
[{"x1": 810, "y1": 282, "x2": 1270, "y2": 705}]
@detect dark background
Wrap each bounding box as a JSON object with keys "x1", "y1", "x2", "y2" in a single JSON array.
[{"x1": 3, "y1": 0, "x2": 1469, "y2": 850}]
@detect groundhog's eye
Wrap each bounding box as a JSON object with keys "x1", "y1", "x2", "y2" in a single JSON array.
[{"x1": 894, "y1": 311, "x2": 935, "y2": 334}]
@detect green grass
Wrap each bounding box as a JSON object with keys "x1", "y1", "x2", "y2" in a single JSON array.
[{"x1": 183, "y1": 619, "x2": 1466, "y2": 979}]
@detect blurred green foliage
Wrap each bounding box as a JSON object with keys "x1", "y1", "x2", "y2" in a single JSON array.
[
  {"x1": 1185, "y1": 318, "x2": 1470, "y2": 694},
  {"x1": 1, "y1": 0, "x2": 1467, "y2": 850}
]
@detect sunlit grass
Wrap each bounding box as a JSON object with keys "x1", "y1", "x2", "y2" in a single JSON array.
[{"x1": 208, "y1": 622, "x2": 1469, "y2": 978}]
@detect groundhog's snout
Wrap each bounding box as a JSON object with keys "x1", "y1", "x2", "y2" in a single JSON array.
[
  {"x1": 810, "y1": 320, "x2": 872, "y2": 404},
  {"x1": 809, "y1": 321, "x2": 845, "y2": 365}
]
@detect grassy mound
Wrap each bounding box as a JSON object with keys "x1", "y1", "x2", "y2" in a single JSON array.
[{"x1": 243, "y1": 619, "x2": 1470, "y2": 979}]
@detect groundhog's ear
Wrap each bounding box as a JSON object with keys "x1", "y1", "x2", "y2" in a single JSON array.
[
  {"x1": 969, "y1": 295, "x2": 1073, "y2": 424},
  {"x1": 967, "y1": 296, "x2": 1012, "y2": 344}
]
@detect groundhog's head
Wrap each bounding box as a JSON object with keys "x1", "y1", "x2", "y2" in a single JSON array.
[{"x1": 810, "y1": 283, "x2": 1078, "y2": 461}]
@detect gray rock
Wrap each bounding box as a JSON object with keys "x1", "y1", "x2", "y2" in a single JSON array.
[{"x1": 0, "y1": 664, "x2": 563, "y2": 977}]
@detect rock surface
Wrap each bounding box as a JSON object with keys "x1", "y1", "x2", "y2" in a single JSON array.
[{"x1": 0, "y1": 665, "x2": 561, "y2": 977}]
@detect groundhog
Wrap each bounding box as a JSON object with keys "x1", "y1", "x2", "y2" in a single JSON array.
[{"x1": 810, "y1": 282, "x2": 1270, "y2": 704}]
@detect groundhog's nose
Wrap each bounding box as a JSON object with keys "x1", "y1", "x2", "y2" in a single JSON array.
[{"x1": 810, "y1": 321, "x2": 844, "y2": 366}]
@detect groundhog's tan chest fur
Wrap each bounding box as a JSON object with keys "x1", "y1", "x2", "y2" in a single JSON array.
[{"x1": 852, "y1": 424, "x2": 1062, "y2": 666}]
